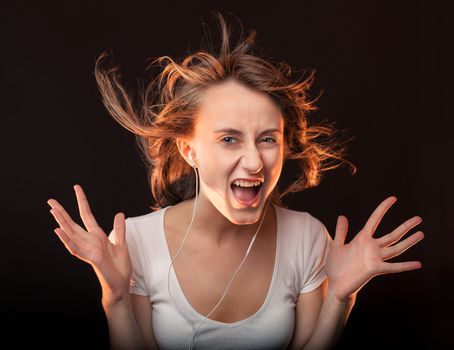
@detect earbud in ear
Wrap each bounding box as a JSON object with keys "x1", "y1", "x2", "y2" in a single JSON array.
[{"x1": 188, "y1": 151, "x2": 195, "y2": 167}]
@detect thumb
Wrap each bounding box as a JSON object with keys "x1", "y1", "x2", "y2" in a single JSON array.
[
  {"x1": 113, "y1": 212, "x2": 126, "y2": 246},
  {"x1": 334, "y1": 215, "x2": 348, "y2": 246}
]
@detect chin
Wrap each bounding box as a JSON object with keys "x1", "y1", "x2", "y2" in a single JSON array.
[{"x1": 231, "y1": 200, "x2": 269, "y2": 224}]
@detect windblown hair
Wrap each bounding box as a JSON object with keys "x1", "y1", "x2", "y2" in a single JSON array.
[{"x1": 94, "y1": 11, "x2": 357, "y2": 211}]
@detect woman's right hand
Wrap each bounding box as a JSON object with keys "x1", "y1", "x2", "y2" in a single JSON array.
[{"x1": 48, "y1": 184, "x2": 132, "y2": 304}]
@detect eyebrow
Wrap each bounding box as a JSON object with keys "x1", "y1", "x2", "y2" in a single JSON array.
[{"x1": 213, "y1": 128, "x2": 283, "y2": 135}]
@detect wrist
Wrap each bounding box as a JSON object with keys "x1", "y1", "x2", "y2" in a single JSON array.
[
  {"x1": 102, "y1": 290, "x2": 131, "y2": 310},
  {"x1": 91, "y1": 265, "x2": 130, "y2": 304},
  {"x1": 327, "y1": 284, "x2": 357, "y2": 305}
]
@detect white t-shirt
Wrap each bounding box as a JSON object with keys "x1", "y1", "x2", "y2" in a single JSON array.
[{"x1": 109, "y1": 203, "x2": 332, "y2": 350}]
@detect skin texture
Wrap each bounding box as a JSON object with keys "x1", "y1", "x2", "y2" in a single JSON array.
[
  {"x1": 47, "y1": 79, "x2": 425, "y2": 350},
  {"x1": 175, "y1": 79, "x2": 286, "y2": 247}
]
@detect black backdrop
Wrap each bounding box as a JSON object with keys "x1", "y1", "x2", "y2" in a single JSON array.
[{"x1": 1, "y1": 0, "x2": 452, "y2": 349}]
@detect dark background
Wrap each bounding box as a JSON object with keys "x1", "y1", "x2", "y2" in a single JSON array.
[{"x1": 1, "y1": 0, "x2": 452, "y2": 348}]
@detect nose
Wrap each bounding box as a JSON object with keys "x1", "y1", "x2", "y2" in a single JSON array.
[{"x1": 240, "y1": 143, "x2": 264, "y2": 174}]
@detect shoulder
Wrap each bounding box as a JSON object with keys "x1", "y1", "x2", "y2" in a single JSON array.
[
  {"x1": 126, "y1": 207, "x2": 164, "y2": 224},
  {"x1": 121, "y1": 206, "x2": 170, "y2": 245},
  {"x1": 126, "y1": 206, "x2": 167, "y2": 230},
  {"x1": 275, "y1": 204, "x2": 327, "y2": 238},
  {"x1": 274, "y1": 204, "x2": 332, "y2": 257}
]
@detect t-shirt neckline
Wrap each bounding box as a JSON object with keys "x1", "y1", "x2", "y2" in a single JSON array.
[{"x1": 160, "y1": 202, "x2": 281, "y2": 327}]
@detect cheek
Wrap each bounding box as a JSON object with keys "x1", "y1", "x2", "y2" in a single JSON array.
[
  {"x1": 270, "y1": 158, "x2": 283, "y2": 176},
  {"x1": 197, "y1": 149, "x2": 232, "y2": 187},
  {"x1": 266, "y1": 144, "x2": 284, "y2": 163},
  {"x1": 266, "y1": 149, "x2": 284, "y2": 180}
]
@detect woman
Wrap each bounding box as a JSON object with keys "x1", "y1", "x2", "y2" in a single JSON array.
[{"x1": 47, "y1": 12, "x2": 424, "y2": 350}]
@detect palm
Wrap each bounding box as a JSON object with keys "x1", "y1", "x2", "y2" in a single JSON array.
[
  {"x1": 48, "y1": 184, "x2": 132, "y2": 298},
  {"x1": 326, "y1": 196, "x2": 425, "y2": 303},
  {"x1": 82, "y1": 227, "x2": 131, "y2": 290}
]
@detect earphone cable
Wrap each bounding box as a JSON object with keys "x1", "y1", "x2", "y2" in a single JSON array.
[
  {"x1": 189, "y1": 196, "x2": 269, "y2": 350},
  {"x1": 166, "y1": 164, "x2": 269, "y2": 350}
]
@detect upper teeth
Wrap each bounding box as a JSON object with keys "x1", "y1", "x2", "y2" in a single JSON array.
[{"x1": 233, "y1": 180, "x2": 262, "y2": 187}]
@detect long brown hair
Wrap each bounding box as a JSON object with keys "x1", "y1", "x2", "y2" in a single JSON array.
[{"x1": 94, "y1": 11, "x2": 357, "y2": 211}]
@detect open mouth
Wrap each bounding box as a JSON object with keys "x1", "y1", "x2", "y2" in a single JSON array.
[{"x1": 230, "y1": 181, "x2": 263, "y2": 206}]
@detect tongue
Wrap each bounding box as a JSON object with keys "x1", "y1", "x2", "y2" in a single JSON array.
[{"x1": 232, "y1": 185, "x2": 257, "y2": 201}]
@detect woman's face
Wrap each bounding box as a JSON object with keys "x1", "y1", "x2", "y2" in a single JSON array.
[{"x1": 185, "y1": 79, "x2": 285, "y2": 225}]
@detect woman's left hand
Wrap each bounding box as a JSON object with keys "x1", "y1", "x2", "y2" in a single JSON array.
[{"x1": 326, "y1": 196, "x2": 425, "y2": 303}]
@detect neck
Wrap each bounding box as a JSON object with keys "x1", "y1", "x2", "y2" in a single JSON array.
[{"x1": 181, "y1": 194, "x2": 270, "y2": 248}]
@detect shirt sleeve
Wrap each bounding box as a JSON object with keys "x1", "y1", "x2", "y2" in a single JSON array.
[
  {"x1": 107, "y1": 218, "x2": 149, "y2": 296},
  {"x1": 299, "y1": 216, "x2": 333, "y2": 294}
]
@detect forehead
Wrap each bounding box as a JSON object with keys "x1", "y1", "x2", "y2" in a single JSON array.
[{"x1": 194, "y1": 80, "x2": 283, "y2": 130}]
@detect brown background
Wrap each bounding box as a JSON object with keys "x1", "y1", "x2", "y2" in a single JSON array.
[{"x1": 1, "y1": 0, "x2": 452, "y2": 348}]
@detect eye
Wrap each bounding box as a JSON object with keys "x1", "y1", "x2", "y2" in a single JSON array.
[
  {"x1": 261, "y1": 137, "x2": 276, "y2": 143},
  {"x1": 221, "y1": 136, "x2": 237, "y2": 144}
]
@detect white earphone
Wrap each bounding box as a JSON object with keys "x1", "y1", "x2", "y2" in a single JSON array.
[
  {"x1": 188, "y1": 151, "x2": 196, "y2": 168},
  {"x1": 169, "y1": 148, "x2": 269, "y2": 349}
]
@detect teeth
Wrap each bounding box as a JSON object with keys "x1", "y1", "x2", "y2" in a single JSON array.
[{"x1": 232, "y1": 180, "x2": 262, "y2": 187}]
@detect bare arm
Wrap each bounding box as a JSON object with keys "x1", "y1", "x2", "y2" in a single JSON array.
[
  {"x1": 287, "y1": 279, "x2": 354, "y2": 350},
  {"x1": 129, "y1": 294, "x2": 159, "y2": 350},
  {"x1": 102, "y1": 293, "x2": 148, "y2": 350},
  {"x1": 286, "y1": 281, "x2": 325, "y2": 350},
  {"x1": 294, "y1": 196, "x2": 423, "y2": 349},
  {"x1": 301, "y1": 282, "x2": 356, "y2": 350}
]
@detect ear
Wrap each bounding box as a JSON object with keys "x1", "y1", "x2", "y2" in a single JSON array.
[{"x1": 176, "y1": 137, "x2": 194, "y2": 166}]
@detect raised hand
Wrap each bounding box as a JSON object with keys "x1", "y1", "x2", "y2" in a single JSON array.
[
  {"x1": 48, "y1": 184, "x2": 132, "y2": 303},
  {"x1": 326, "y1": 196, "x2": 425, "y2": 303}
]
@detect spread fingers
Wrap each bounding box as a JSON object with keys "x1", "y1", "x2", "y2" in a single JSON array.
[
  {"x1": 377, "y1": 216, "x2": 423, "y2": 247},
  {"x1": 47, "y1": 199, "x2": 84, "y2": 232},
  {"x1": 49, "y1": 207, "x2": 86, "y2": 246},
  {"x1": 53, "y1": 227, "x2": 85, "y2": 257},
  {"x1": 73, "y1": 184, "x2": 100, "y2": 232},
  {"x1": 381, "y1": 231, "x2": 425, "y2": 261},
  {"x1": 363, "y1": 196, "x2": 397, "y2": 236}
]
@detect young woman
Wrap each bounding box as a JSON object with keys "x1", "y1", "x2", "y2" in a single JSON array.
[{"x1": 47, "y1": 12, "x2": 425, "y2": 350}]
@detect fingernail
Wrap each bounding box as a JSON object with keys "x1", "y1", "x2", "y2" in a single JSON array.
[{"x1": 47, "y1": 200, "x2": 53, "y2": 208}]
